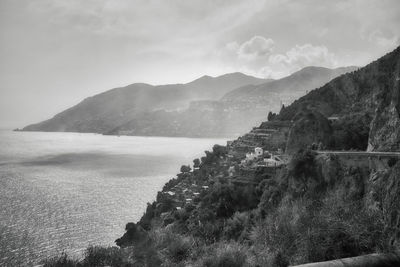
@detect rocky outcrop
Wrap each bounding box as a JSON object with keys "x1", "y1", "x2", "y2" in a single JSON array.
[
  {"x1": 366, "y1": 160, "x2": 400, "y2": 250},
  {"x1": 368, "y1": 56, "x2": 400, "y2": 151}
]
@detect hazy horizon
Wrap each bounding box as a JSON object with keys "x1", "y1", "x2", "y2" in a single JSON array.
[{"x1": 1, "y1": 0, "x2": 400, "y2": 128}]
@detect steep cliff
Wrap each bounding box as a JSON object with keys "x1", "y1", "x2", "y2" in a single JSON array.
[{"x1": 368, "y1": 55, "x2": 400, "y2": 151}]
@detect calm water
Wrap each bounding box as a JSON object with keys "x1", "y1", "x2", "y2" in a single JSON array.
[{"x1": 0, "y1": 130, "x2": 226, "y2": 266}]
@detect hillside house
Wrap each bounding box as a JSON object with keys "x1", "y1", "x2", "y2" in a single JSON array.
[
  {"x1": 263, "y1": 155, "x2": 285, "y2": 167},
  {"x1": 254, "y1": 147, "x2": 263, "y2": 157},
  {"x1": 244, "y1": 147, "x2": 264, "y2": 163},
  {"x1": 328, "y1": 115, "x2": 340, "y2": 122},
  {"x1": 228, "y1": 166, "x2": 235, "y2": 177}
]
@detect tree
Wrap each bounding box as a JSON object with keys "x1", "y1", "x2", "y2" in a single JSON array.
[
  {"x1": 280, "y1": 104, "x2": 285, "y2": 113},
  {"x1": 268, "y1": 111, "x2": 277, "y2": 121},
  {"x1": 212, "y1": 145, "x2": 227, "y2": 158},
  {"x1": 193, "y1": 158, "x2": 200, "y2": 168},
  {"x1": 180, "y1": 165, "x2": 191, "y2": 173}
]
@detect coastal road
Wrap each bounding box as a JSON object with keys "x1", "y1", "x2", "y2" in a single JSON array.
[{"x1": 316, "y1": 151, "x2": 400, "y2": 158}]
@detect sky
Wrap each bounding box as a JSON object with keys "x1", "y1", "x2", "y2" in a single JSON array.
[{"x1": 0, "y1": 0, "x2": 399, "y2": 128}]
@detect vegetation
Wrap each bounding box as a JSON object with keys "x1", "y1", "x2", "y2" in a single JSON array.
[
  {"x1": 329, "y1": 113, "x2": 372, "y2": 150},
  {"x1": 43, "y1": 147, "x2": 400, "y2": 266}
]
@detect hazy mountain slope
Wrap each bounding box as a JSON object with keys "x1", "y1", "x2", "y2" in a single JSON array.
[
  {"x1": 109, "y1": 67, "x2": 357, "y2": 138},
  {"x1": 185, "y1": 72, "x2": 269, "y2": 99},
  {"x1": 22, "y1": 73, "x2": 267, "y2": 133},
  {"x1": 278, "y1": 47, "x2": 400, "y2": 120},
  {"x1": 222, "y1": 66, "x2": 358, "y2": 113}
]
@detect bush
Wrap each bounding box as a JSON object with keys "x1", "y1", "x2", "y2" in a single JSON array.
[
  {"x1": 151, "y1": 228, "x2": 193, "y2": 263},
  {"x1": 166, "y1": 236, "x2": 192, "y2": 263},
  {"x1": 251, "y1": 191, "x2": 389, "y2": 266},
  {"x1": 81, "y1": 246, "x2": 124, "y2": 267},
  {"x1": 223, "y1": 212, "x2": 248, "y2": 241},
  {"x1": 42, "y1": 253, "x2": 78, "y2": 267},
  {"x1": 202, "y1": 243, "x2": 247, "y2": 267},
  {"x1": 180, "y1": 165, "x2": 192, "y2": 173}
]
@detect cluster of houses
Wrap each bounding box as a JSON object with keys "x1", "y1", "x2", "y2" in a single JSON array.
[
  {"x1": 164, "y1": 179, "x2": 210, "y2": 210},
  {"x1": 241, "y1": 147, "x2": 285, "y2": 168},
  {"x1": 160, "y1": 138, "x2": 288, "y2": 213}
]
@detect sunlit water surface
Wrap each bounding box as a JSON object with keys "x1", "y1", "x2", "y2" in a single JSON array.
[{"x1": 0, "y1": 130, "x2": 226, "y2": 265}]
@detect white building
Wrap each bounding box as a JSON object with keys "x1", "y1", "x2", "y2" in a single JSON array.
[
  {"x1": 245, "y1": 152, "x2": 257, "y2": 161},
  {"x1": 242, "y1": 147, "x2": 264, "y2": 164},
  {"x1": 254, "y1": 147, "x2": 263, "y2": 157},
  {"x1": 228, "y1": 166, "x2": 235, "y2": 177},
  {"x1": 264, "y1": 155, "x2": 285, "y2": 167}
]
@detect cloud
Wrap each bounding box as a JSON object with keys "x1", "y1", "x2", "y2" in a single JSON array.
[
  {"x1": 237, "y1": 36, "x2": 274, "y2": 59},
  {"x1": 224, "y1": 36, "x2": 274, "y2": 60},
  {"x1": 28, "y1": 0, "x2": 265, "y2": 40},
  {"x1": 219, "y1": 37, "x2": 339, "y2": 79},
  {"x1": 367, "y1": 30, "x2": 399, "y2": 49},
  {"x1": 269, "y1": 44, "x2": 338, "y2": 70}
]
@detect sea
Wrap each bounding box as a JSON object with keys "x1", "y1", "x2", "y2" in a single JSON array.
[{"x1": 0, "y1": 130, "x2": 227, "y2": 266}]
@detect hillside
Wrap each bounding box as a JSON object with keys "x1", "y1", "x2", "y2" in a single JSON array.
[
  {"x1": 111, "y1": 46, "x2": 400, "y2": 266},
  {"x1": 22, "y1": 73, "x2": 267, "y2": 133},
  {"x1": 278, "y1": 46, "x2": 400, "y2": 152}
]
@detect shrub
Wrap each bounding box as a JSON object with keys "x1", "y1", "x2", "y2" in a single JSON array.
[
  {"x1": 251, "y1": 191, "x2": 389, "y2": 266},
  {"x1": 180, "y1": 165, "x2": 192, "y2": 173},
  {"x1": 166, "y1": 236, "x2": 192, "y2": 263},
  {"x1": 223, "y1": 212, "x2": 248, "y2": 241},
  {"x1": 42, "y1": 253, "x2": 78, "y2": 267},
  {"x1": 81, "y1": 246, "x2": 124, "y2": 267},
  {"x1": 202, "y1": 243, "x2": 247, "y2": 267},
  {"x1": 151, "y1": 228, "x2": 193, "y2": 263}
]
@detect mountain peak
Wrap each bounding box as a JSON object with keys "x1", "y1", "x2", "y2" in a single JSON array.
[
  {"x1": 292, "y1": 66, "x2": 359, "y2": 77},
  {"x1": 199, "y1": 75, "x2": 213, "y2": 79}
]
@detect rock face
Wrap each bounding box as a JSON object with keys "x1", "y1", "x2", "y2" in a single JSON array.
[
  {"x1": 368, "y1": 57, "x2": 400, "y2": 151},
  {"x1": 285, "y1": 110, "x2": 332, "y2": 154},
  {"x1": 366, "y1": 161, "x2": 400, "y2": 250}
]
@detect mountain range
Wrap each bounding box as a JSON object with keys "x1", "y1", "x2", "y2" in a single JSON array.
[{"x1": 22, "y1": 66, "x2": 357, "y2": 137}]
